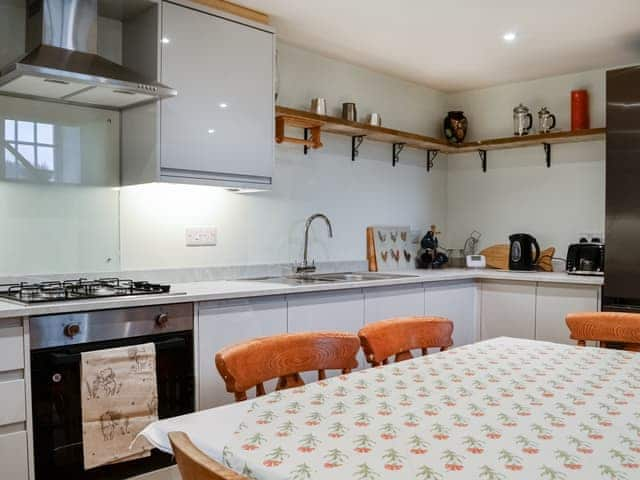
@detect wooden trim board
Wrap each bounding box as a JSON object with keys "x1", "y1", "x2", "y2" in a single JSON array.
[{"x1": 191, "y1": 0, "x2": 269, "y2": 24}]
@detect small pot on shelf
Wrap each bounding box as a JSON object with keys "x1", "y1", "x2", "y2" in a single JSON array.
[{"x1": 443, "y1": 111, "x2": 468, "y2": 144}]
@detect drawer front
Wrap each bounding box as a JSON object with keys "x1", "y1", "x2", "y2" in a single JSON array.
[
  {"x1": 0, "y1": 319, "x2": 24, "y2": 372},
  {"x1": 0, "y1": 379, "x2": 26, "y2": 426},
  {"x1": 0, "y1": 430, "x2": 29, "y2": 480}
]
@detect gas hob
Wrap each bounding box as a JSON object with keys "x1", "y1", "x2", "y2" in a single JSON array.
[{"x1": 0, "y1": 278, "x2": 172, "y2": 305}]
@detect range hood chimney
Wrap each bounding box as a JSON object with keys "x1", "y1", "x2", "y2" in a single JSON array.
[{"x1": 0, "y1": 0, "x2": 176, "y2": 110}]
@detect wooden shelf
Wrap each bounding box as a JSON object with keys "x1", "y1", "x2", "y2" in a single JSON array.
[
  {"x1": 275, "y1": 106, "x2": 605, "y2": 169},
  {"x1": 455, "y1": 128, "x2": 606, "y2": 153},
  {"x1": 276, "y1": 106, "x2": 450, "y2": 151}
]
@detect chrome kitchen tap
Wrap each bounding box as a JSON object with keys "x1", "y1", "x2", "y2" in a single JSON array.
[{"x1": 296, "y1": 213, "x2": 333, "y2": 273}]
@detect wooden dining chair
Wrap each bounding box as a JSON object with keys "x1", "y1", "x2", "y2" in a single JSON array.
[
  {"x1": 566, "y1": 312, "x2": 640, "y2": 352},
  {"x1": 168, "y1": 431, "x2": 246, "y2": 480},
  {"x1": 358, "y1": 316, "x2": 454, "y2": 366},
  {"x1": 215, "y1": 331, "x2": 360, "y2": 401}
]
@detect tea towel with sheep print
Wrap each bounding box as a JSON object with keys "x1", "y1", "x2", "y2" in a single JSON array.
[
  {"x1": 81, "y1": 343, "x2": 158, "y2": 470},
  {"x1": 221, "y1": 337, "x2": 640, "y2": 480}
]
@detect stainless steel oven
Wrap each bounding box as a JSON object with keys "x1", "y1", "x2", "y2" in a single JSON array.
[{"x1": 29, "y1": 303, "x2": 195, "y2": 480}]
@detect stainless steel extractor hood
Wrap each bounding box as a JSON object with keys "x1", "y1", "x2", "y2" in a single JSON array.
[{"x1": 0, "y1": 0, "x2": 176, "y2": 110}]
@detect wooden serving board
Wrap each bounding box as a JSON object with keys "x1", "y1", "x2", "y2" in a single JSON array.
[{"x1": 479, "y1": 244, "x2": 555, "y2": 271}]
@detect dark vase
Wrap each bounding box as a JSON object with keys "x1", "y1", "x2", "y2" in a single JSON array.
[{"x1": 443, "y1": 111, "x2": 468, "y2": 144}]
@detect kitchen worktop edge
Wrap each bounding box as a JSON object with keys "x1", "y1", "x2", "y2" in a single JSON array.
[{"x1": 0, "y1": 269, "x2": 603, "y2": 319}]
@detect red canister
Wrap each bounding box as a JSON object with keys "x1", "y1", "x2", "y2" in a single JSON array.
[{"x1": 571, "y1": 90, "x2": 589, "y2": 130}]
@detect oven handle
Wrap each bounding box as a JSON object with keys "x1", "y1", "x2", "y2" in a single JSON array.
[{"x1": 47, "y1": 336, "x2": 190, "y2": 365}]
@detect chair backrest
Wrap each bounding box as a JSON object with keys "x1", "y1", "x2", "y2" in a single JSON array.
[
  {"x1": 168, "y1": 431, "x2": 246, "y2": 480},
  {"x1": 358, "y1": 316, "x2": 453, "y2": 366},
  {"x1": 215, "y1": 331, "x2": 360, "y2": 401},
  {"x1": 566, "y1": 312, "x2": 640, "y2": 352}
]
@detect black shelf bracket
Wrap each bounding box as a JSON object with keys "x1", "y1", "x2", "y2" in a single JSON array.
[
  {"x1": 392, "y1": 143, "x2": 406, "y2": 167},
  {"x1": 303, "y1": 128, "x2": 309, "y2": 155},
  {"x1": 543, "y1": 143, "x2": 551, "y2": 167},
  {"x1": 351, "y1": 135, "x2": 365, "y2": 161},
  {"x1": 426, "y1": 149, "x2": 439, "y2": 172},
  {"x1": 478, "y1": 149, "x2": 487, "y2": 172}
]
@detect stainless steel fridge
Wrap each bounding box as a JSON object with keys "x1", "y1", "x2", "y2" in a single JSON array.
[{"x1": 603, "y1": 65, "x2": 640, "y2": 311}]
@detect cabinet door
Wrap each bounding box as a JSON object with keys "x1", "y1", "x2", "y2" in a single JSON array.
[
  {"x1": 364, "y1": 284, "x2": 424, "y2": 324},
  {"x1": 161, "y1": 2, "x2": 274, "y2": 182},
  {"x1": 197, "y1": 296, "x2": 286, "y2": 409},
  {"x1": 287, "y1": 290, "x2": 365, "y2": 378},
  {"x1": 426, "y1": 280, "x2": 477, "y2": 347},
  {"x1": 535, "y1": 283, "x2": 600, "y2": 344},
  {"x1": 481, "y1": 281, "x2": 536, "y2": 340},
  {"x1": 0, "y1": 431, "x2": 28, "y2": 480},
  {"x1": 0, "y1": 319, "x2": 23, "y2": 372}
]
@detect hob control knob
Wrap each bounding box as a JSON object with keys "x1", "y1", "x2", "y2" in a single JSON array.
[
  {"x1": 64, "y1": 323, "x2": 81, "y2": 338},
  {"x1": 156, "y1": 313, "x2": 169, "y2": 327}
]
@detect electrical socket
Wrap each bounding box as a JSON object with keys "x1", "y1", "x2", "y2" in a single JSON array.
[{"x1": 185, "y1": 226, "x2": 217, "y2": 246}]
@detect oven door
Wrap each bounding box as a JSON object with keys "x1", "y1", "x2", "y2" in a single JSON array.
[{"x1": 30, "y1": 331, "x2": 194, "y2": 480}]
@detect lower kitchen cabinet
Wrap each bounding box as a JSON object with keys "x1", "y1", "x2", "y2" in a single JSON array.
[
  {"x1": 481, "y1": 280, "x2": 536, "y2": 340},
  {"x1": 535, "y1": 283, "x2": 600, "y2": 344},
  {"x1": 363, "y1": 284, "x2": 425, "y2": 324},
  {"x1": 197, "y1": 297, "x2": 287, "y2": 409},
  {"x1": 0, "y1": 318, "x2": 28, "y2": 480},
  {"x1": 426, "y1": 280, "x2": 477, "y2": 347},
  {"x1": 0, "y1": 430, "x2": 29, "y2": 480},
  {"x1": 287, "y1": 289, "x2": 366, "y2": 376}
]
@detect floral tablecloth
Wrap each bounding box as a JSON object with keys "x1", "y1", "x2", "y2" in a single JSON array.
[{"x1": 221, "y1": 337, "x2": 640, "y2": 480}]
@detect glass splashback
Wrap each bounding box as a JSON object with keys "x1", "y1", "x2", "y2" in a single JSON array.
[
  {"x1": 0, "y1": 96, "x2": 119, "y2": 186},
  {"x1": 0, "y1": 96, "x2": 120, "y2": 277}
]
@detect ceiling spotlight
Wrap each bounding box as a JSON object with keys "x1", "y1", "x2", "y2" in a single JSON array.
[
  {"x1": 503, "y1": 32, "x2": 517, "y2": 42},
  {"x1": 219, "y1": 103, "x2": 228, "y2": 109},
  {"x1": 161, "y1": 37, "x2": 170, "y2": 44},
  {"x1": 207, "y1": 128, "x2": 215, "y2": 134}
]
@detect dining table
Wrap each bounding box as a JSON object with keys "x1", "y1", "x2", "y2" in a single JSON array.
[{"x1": 140, "y1": 337, "x2": 640, "y2": 479}]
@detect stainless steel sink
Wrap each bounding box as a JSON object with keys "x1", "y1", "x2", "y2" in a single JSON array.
[
  {"x1": 241, "y1": 271, "x2": 418, "y2": 285},
  {"x1": 311, "y1": 272, "x2": 417, "y2": 282}
]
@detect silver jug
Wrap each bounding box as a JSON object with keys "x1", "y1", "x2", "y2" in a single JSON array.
[
  {"x1": 367, "y1": 113, "x2": 382, "y2": 126},
  {"x1": 537, "y1": 106, "x2": 556, "y2": 133},
  {"x1": 513, "y1": 103, "x2": 533, "y2": 136},
  {"x1": 310, "y1": 98, "x2": 327, "y2": 115},
  {"x1": 342, "y1": 102, "x2": 357, "y2": 122}
]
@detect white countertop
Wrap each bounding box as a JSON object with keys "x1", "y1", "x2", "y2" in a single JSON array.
[{"x1": 0, "y1": 269, "x2": 602, "y2": 319}]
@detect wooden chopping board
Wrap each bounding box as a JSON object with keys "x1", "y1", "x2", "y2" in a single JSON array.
[{"x1": 480, "y1": 244, "x2": 555, "y2": 271}]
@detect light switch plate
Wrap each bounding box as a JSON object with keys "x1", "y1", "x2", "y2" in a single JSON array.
[{"x1": 185, "y1": 226, "x2": 217, "y2": 246}]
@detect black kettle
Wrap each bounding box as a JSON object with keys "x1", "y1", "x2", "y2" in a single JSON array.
[{"x1": 509, "y1": 233, "x2": 540, "y2": 271}]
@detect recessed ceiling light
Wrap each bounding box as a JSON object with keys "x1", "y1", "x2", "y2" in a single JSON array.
[
  {"x1": 161, "y1": 37, "x2": 170, "y2": 44},
  {"x1": 207, "y1": 128, "x2": 215, "y2": 134},
  {"x1": 219, "y1": 103, "x2": 228, "y2": 109},
  {"x1": 503, "y1": 32, "x2": 517, "y2": 42}
]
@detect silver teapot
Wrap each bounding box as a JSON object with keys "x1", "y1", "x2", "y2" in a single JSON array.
[
  {"x1": 537, "y1": 106, "x2": 557, "y2": 133},
  {"x1": 513, "y1": 103, "x2": 533, "y2": 136}
]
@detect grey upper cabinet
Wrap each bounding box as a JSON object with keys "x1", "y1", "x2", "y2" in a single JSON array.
[{"x1": 121, "y1": 1, "x2": 275, "y2": 189}]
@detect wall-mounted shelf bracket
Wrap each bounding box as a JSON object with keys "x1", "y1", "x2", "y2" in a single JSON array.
[
  {"x1": 275, "y1": 115, "x2": 323, "y2": 154},
  {"x1": 543, "y1": 143, "x2": 551, "y2": 167},
  {"x1": 303, "y1": 129, "x2": 310, "y2": 155},
  {"x1": 392, "y1": 143, "x2": 406, "y2": 167},
  {"x1": 478, "y1": 150, "x2": 487, "y2": 172},
  {"x1": 426, "y1": 149, "x2": 439, "y2": 172},
  {"x1": 352, "y1": 135, "x2": 365, "y2": 161}
]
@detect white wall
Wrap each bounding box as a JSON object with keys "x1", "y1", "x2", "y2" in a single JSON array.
[
  {"x1": 444, "y1": 69, "x2": 606, "y2": 258},
  {"x1": 119, "y1": 43, "x2": 448, "y2": 270}
]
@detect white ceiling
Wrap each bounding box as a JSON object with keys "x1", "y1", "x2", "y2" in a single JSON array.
[{"x1": 237, "y1": 0, "x2": 640, "y2": 92}]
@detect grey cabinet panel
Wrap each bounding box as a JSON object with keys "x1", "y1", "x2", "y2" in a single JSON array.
[
  {"x1": 198, "y1": 297, "x2": 287, "y2": 409},
  {"x1": 481, "y1": 280, "x2": 536, "y2": 340},
  {"x1": 160, "y1": 2, "x2": 274, "y2": 183},
  {"x1": 426, "y1": 280, "x2": 477, "y2": 347}
]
